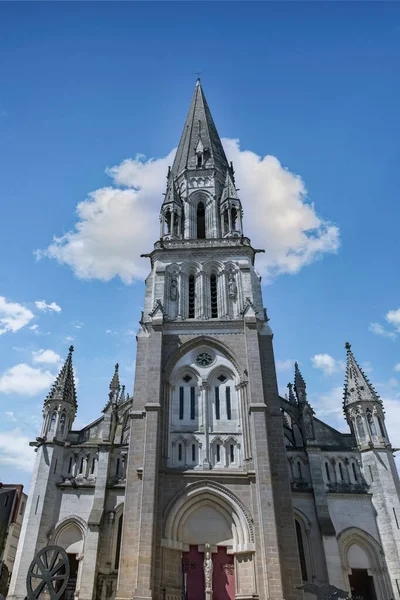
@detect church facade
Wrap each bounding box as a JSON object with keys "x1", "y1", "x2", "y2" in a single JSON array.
[{"x1": 7, "y1": 81, "x2": 400, "y2": 600}]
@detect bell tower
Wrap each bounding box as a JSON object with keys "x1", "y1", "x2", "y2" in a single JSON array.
[{"x1": 116, "y1": 80, "x2": 303, "y2": 600}]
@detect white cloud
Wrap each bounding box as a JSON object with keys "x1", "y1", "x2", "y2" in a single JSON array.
[
  {"x1": 369, "y1": 322, "x2": 396, "y2": 340},
  {"x1": 0, "y1": 428, "x2": 35, "y2": 472},
  {"x1": 30, "y1": 324, "x2": 39, "y2": 331},
  {"x1": 312, "y1": 386, "x2": 346, "y2": 431},
  {"x1": 394, "y1": 363, "x2": 400, "y2": 372},
  {"x1": 32, "y1": 349, "x2": 62, "y2": 366},
  {"x1": 311, "y1": 353, "x2": 345, "y2": 376},
  {"x1": 35, "y1": 300, "x2": 62, "y2": 313},
  {"x1": 386, "y1": 308, "x2": 400, "y2": 331},
  {"x1": 5, "y1": 411, "x2": 17, "y2": 422},
  {"x1": 37, "y1": 141, "x2": 339, "y2": 284},
  {"x1": 276, "y1": 359, "x2": 296, "y2": 372},
  {"x1": 0, "y1": 296, "x2": 34, "y2": 334},
  {"x1": 74, "y1": 321, "x2": 84, "y2": 329},
  {"x1": 0, "y1": 363, "x2": 54, "y2": 396}
]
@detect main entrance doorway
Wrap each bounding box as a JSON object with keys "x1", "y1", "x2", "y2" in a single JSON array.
[
  {"x1": 348, "y1": 568, "x2": 377, "y2": 600},
  {"x1": 182, "y1": 546, "x2": 235, "y2": 600}
]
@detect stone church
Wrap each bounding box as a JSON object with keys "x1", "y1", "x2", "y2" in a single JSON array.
[{"x1": 7, "y1": 81, "x2": 400, "y2": 600}]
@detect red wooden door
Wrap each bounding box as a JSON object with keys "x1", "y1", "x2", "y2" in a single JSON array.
[
  {"x1": 182, "y1": 546, "x2": 205, "y2": 600},
  {"x1": 212, "y1": 547, "x2": 235, "y2": 600}
]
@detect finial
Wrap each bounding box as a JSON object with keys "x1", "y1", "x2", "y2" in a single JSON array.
[
  {"x1": 194, "y1": 71, "x2": 202, "y2": 85},
  {"x1": 115, "y1": 363, "x2": 119, "y2": 371},
  {"x1": 68, "y1": 345, "x2": 74, "y2": 354},
  {"x1": 345, "y1": 341, "x2": 351, "y2": 351}
]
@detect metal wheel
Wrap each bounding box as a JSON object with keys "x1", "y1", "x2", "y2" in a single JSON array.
[{"x1": 26, "y1": 545, "x2": 70, "y2": 600}]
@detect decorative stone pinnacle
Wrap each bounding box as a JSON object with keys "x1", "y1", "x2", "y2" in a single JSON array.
[
  {"x1": 69, "y1": 345, "x2": 74, "y2": 354},
  {"x1": 345, "y1": 341, "x2": 351, "y2": 351}
]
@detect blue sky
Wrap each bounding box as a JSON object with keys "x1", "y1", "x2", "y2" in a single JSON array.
[{"x1": 1, "y1": 2, "x2": 400, "y2": 489}]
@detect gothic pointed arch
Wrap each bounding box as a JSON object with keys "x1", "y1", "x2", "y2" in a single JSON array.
[{"x1": 163, "y1": 480, "x2": 254, "y2": 552}]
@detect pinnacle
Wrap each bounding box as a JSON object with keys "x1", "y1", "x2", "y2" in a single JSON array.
[
  {"x1": 221, "y1": 169, "x2": 239, "y2": 204},
  {"x1": 294, "y1": 362, "x2": 307, "y2": 404},
  {"x1": 45, "y1": 346, "x2": 77, "y2": 409},
  {"x1": 110, "y1": 363, "x2": 120, "y2": 392},
  {"x1": 343, "y1": 343, "x2": 381, "y2": 409}
]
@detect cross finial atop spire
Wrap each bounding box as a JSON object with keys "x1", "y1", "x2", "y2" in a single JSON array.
[{"x1": 345, "y1": 341, "x2": 351, "y2": 351}]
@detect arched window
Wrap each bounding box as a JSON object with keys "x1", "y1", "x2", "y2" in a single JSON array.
[
  {"x1": 188, "y1": 274, "x2": 195, "y2": 318},
  {"x1": 295, "y1": 520, "x2": 308, "y2": 581},
  {"x1": 367, "y1": 412, "x2": 377, "y2": 436},
  {"x1": 339, "y1": 462, "x2": 344, "y2": 481},
  {"x1": 68, "y1": 456, "x2": 73, "y2": 474},
  {"x1": 325, "y1": 462, "x2": 331, "y2": 482},
  {"x1": 178, "y1": 444, "x2": 183, "y2": 462},
  {"x1": 164, "y1": 211, "x2": 171, "y2": 235},
  {"x1": 230, "y1": 444, "x2": 234, "y2": 463},
  {"x1": 352, "y1": 462, "x2": 358, "y2": 482},
  {"x1": 173, "y1": 211, "x2": 179, "y2": 236},
  {"x1": 231, "y1": 207, "x2": 237, "y2": 230},
  {"x1": 377, "y1": 416, "x2": 385, "y2": 438},
  {"x1": 60, "y1": 413, "x2": 66, "y2": 435},
  {"x1": 223, "y1": 210, "x2": 229, "y2": 234},
  {"x1": 356, "y1": 415, "x2": 366, "y2": 441},
  {"x1": 297, "y1": 461, "x2": 303, "y2": 480},
  {"x1": 115, "y1": 515, "x2": 123, "y2": 570},
  {"x1": 210, "y1": 273, "x2": 218, "y2": 318},
  {"x1": 91, "y1": 457, "x2": 96, "y2": 475},
  {"x1": 49, "y1": 412, "x2": 57, "y2": 432},
  {"x1": 197, "y1": 202, "x2": 205, "y2": 239}
]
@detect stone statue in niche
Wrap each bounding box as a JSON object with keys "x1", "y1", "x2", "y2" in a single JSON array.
[
  {"x1": 228, "y1": 272, "x2": 237, "y2": 300},
  {"x1": 203, "y1": 544, "x2": 213, "y2": 593},
  {"x1": 170, "y1": 277, "x2": 178, "y2": 301}
]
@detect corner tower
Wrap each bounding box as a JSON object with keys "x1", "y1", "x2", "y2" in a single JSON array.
[
  {"x1": 343, "y1": 342, "x2": 400, "y2": 593},
  {"x1": 116, "y1": 81, "x2": 303, "y2": 600}
]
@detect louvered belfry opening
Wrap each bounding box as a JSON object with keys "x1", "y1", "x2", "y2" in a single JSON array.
[
  {"x1": 188, "y1": 274, "x2": 195, "y2": 318},
  {"x1": 210, "y1": 273, "x2": 218, "y2": 317},
  {"x1": 197, "y1": 202, "x2": 205, "y2": 238}
]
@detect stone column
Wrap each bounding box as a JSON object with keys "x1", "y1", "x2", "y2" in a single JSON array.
[
  {"x1": 79, "y1": 445, "x2": 110, "y2": 600},
  {"x1": 200, "y1": 383, "x2": 211, "y2": 469},
  {"x1": 203, "y1": 544, "x2": 213, "y2": 600}
]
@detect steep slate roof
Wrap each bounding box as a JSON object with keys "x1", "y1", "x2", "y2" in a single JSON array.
[
  {"x1": 45, "y1": 345, "x2": 77, "y2": 409},
  {"x1": 171, "y1": 79, "x2": 230, "y2": 178},
  {"x1": 343, "y1": 342, "x2": 382, "y2": 407}
]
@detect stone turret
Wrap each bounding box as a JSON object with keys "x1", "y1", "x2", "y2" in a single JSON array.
[
  {"x1": 343, "y1": 342, "x2": 388, "y2": 448},
  {"x1": 41, "y1": 345, "x2": 77, "y2": 442}
]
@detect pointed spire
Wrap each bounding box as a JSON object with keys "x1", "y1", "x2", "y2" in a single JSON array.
[
  {"x1": 162, "y1": 178, "x2": 181, "y2": 207},
  {"x1": 220, "y1": 169, "x2": 239, "y2": 203},
  {"x1": 45, "y1": 345, "x2": 77, "y2": 409},
  {"x1": 343, "y1": 342, "x2": 381, "y2": 408},
  {"x1": 171, "y1": 80, "x2": 229, "y2": 178},
  {"x1": 294, "y1": 362, "x2": 307, "y2": 404},
  {"x1": 110, "y1": 363, "x2": 120, "y2": 393}
]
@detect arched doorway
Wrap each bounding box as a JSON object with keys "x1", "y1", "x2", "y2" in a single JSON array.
[
  {"x1": 338, "y1": 528, "x2": 390, "y2": 600},
  {"x1": 163, "y1": 481, "x2": 255, "y2": 600},
  {"x1": 55, "y1": 522, "x2": 84, "y2": 600}
]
